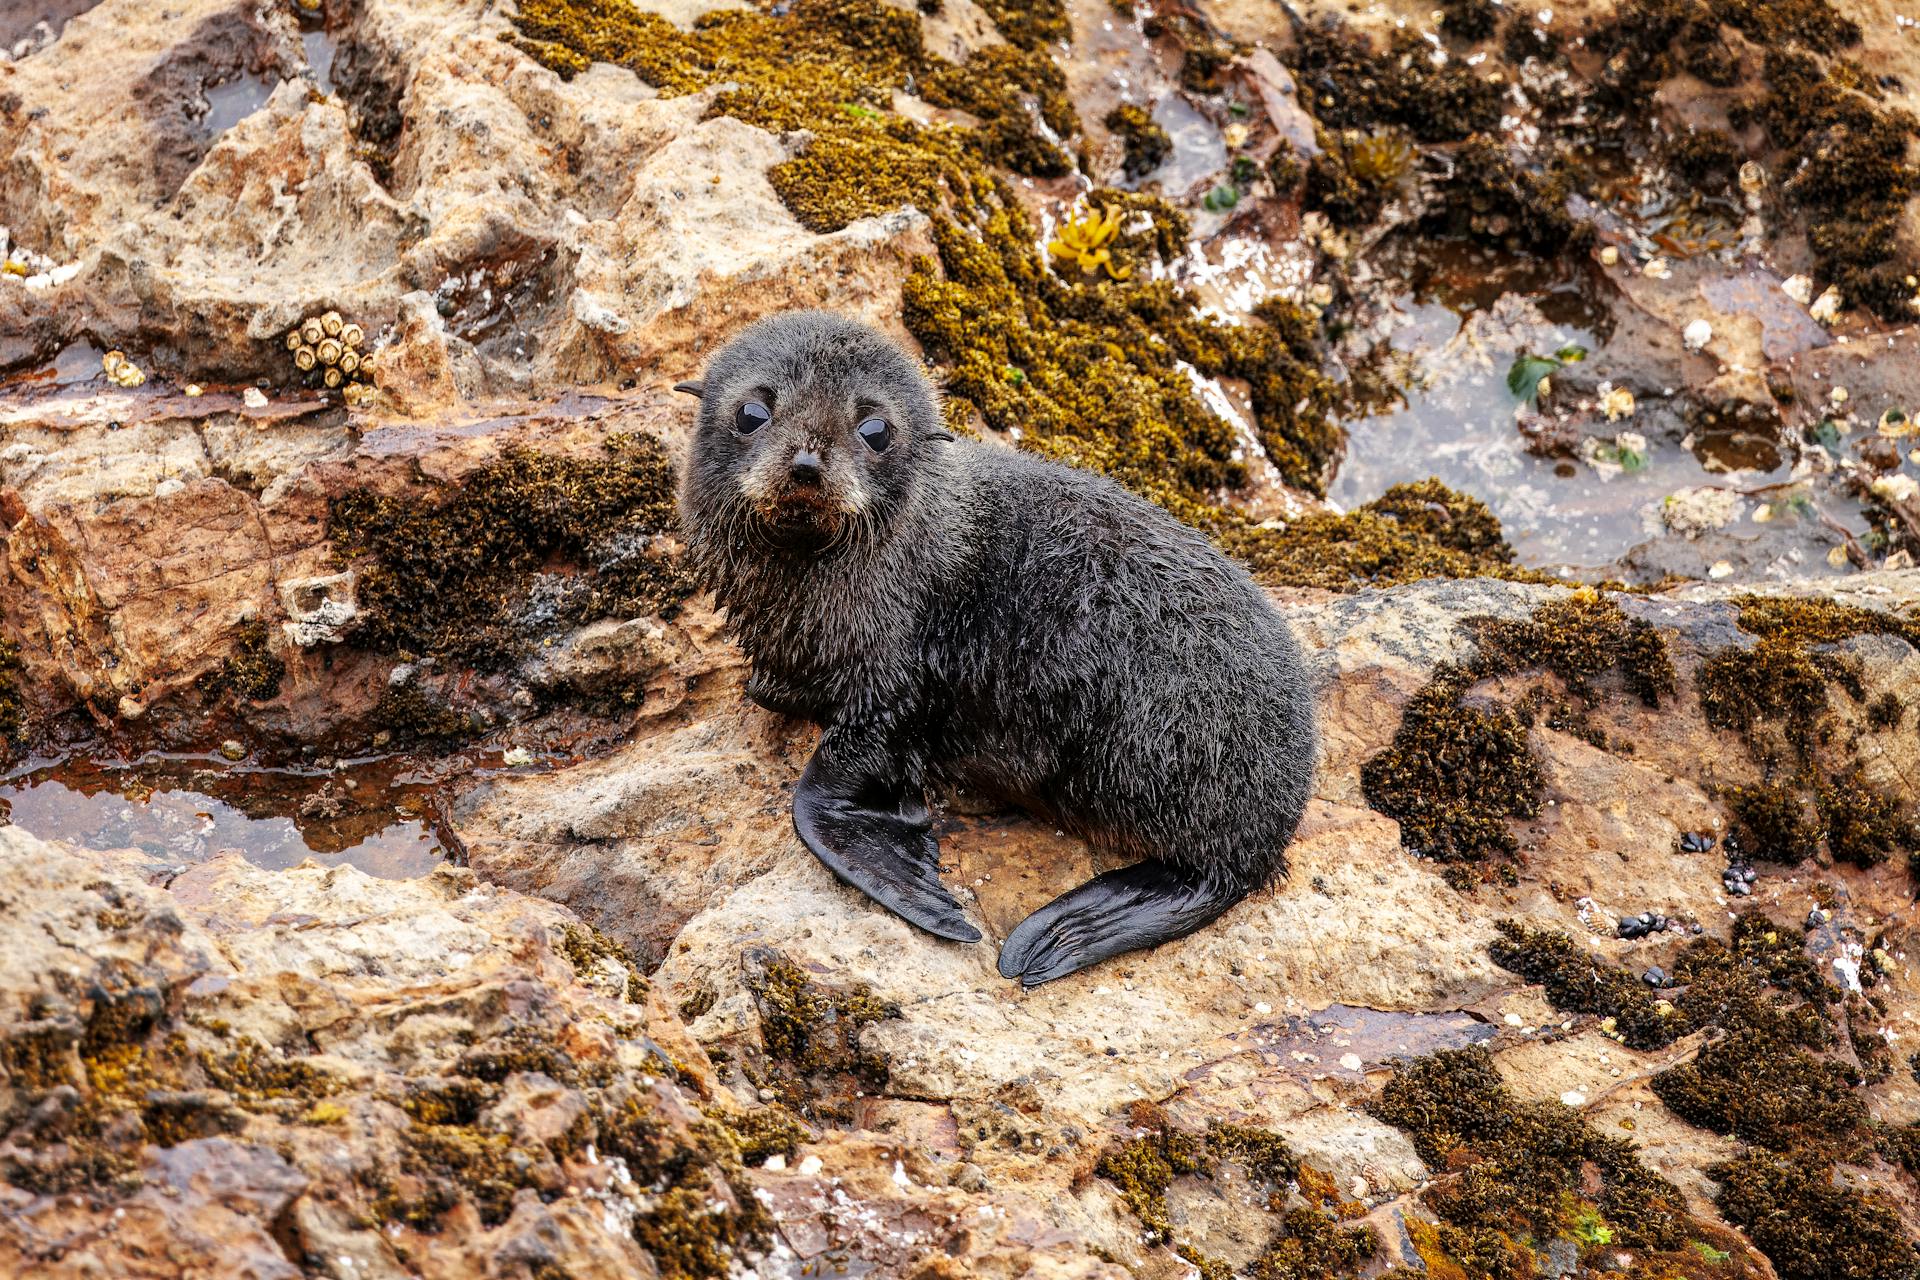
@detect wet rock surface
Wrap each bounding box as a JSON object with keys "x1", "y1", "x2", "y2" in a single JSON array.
[{"x1": 6, "y1": 0, "x2": 1920, "y2": 1275}]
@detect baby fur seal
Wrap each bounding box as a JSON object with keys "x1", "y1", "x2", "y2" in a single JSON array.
[{"x1": 677, "y1": 310, "x2": 1316, "y2": 986}]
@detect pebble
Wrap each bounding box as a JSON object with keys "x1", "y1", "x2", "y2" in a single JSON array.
[
  {"x1": 1683, "y1": 319, "x2": 1712, "y2": 351},
  {"x1": 242, "y1": 386, "x2": 269, "y2": 408},
  {"x1": 501, "y1": 746, "x2": 534, "y2": 767},
  {"x1": 1617, "y1": 912, "x2": 1667, "y2": 939}
]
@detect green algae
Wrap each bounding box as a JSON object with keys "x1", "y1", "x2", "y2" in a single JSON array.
[{"x1": 329, "y1": 437, "x2": 691, "y2": 669}]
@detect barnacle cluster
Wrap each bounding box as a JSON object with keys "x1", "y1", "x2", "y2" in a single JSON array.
[
  {"x1": 1047, "y1": 204, "x2": 1131, "y2": 280},
  {"x1": 100, "y1": 350, "x2": 145, "y2": 388},
  {"x1": 286, "y1": 310, "x2": 376, "y2": 405}
]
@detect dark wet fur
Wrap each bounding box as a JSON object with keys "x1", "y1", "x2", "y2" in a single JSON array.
[{"x1": 679, "y1": 311, "x2": 1317, "y2": 985}]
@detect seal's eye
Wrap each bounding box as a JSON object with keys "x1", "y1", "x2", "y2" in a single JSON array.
[
  {"x1": 735, "y1": 400, "x2": 771, "y2": 435},
  {"x1": 856, "y1": 416, "x2": 894, "y2": 453}
]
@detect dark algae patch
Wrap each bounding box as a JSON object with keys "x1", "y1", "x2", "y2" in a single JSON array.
[
  {"x1": 1105, "y1": 103, "x2": 1172, "y2": 179},
  {"x1": 0, "y1": 636, "x2": 23, "y2": 762},
  {"x1": 1368, "y1": 1047, "x2": 1721, "y2": 1274},
  {"x1": 1361, "y1": 591, "x2": 1672, "y2": 883},
  {"x1": 1695, "y1": 596, "x2": 1920, "y2": 873},
  {"x1": 1486, "y1": 910, "x2": 1912, "y2": 1280},
  {"x1": 198, "y1": 617, "x2": 285, "y2": 703},
  {"x1": 1094, "y1": 1101, "x2": 1377, "y2": 1280},
  {"x1": 329, "y1": 436, "x2": 691, "y2": 668},
  {"x1": 1714, "y1": 1151, "x2": 1916, "y2": 1280},
  {"x1": 1490, "y1": 920, "x2": 1681, "y2": 1049}
]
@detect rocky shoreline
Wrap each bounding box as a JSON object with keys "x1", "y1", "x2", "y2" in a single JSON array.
[{"x1": 6, "y1": 0, "x2": 1920, "y2": 1275}]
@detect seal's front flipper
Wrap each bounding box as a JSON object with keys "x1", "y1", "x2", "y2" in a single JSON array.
[
  {"x1": 998, "y1": 862, "x2": 1235, "y2": 987},
  {"x1": 793, "y1": 750, "x2": 982, "y2": 944}
]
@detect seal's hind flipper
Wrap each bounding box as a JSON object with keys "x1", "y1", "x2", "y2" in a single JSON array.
[
  {"x1": 998, "y1": 862, "x2": 1235, "y2": 987},
  {"x1": 793, "y1": 750, "x2": 983, "y2": 944}
]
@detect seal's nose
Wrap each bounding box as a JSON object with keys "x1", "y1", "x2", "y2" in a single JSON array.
[{"x1": 789, "y1": 449, "x2": 823, "y2": 486}]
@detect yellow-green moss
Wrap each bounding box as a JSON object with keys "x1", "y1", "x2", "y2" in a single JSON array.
[
  {"x1": 1095, "y1": 1102, "x2": 1375, "y2": 1277},
  {"x1": 330, "y1": 438, "x2": 691, "y2": 669},
  {"x1": 1225, "y1": 480, "x2": 1536, "y2": 590},
  {"x1": 744, "y1": 950, "x2": 897, "y2": 1084},
  {"x1": 508, "y1": 0, "x2": 1395, "y2": 578},
  {"x1": 709, "y1": 1103, "x2": 808, "y2": 1164},
  {"x1": 557, "y1": 922, "x2": 650, "y2": 1003}
]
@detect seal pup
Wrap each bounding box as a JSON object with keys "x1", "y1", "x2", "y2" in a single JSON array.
[{"x1": 677, "y1": 311, "x2": 1316, "y2": 986}]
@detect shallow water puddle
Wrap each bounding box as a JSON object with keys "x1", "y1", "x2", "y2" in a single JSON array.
[
  {"x1": 0, "y1": 754, "x2": 454, "y2": 878},
  {"x1": 1331, "y1": 237, "x2": 1795, "y2": 573},
  {"x1": 195, "y1": 74, "x2": 277, "y2": 139},
  {"x1": 1205, "y1": 1003, "x2": 1497, "y2": 1083},
  {"x1": 303, "y1": 28, "x2": 339, "y2": 94}
]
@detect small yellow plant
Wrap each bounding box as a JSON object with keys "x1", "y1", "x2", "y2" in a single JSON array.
[{"x1": 1048, "y1": 205, "x2": 1130, "y2": 281}]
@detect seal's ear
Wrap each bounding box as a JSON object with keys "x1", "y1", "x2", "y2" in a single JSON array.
[{"x1": 673, "y1": 380, "x2": 705, "y2": 398}]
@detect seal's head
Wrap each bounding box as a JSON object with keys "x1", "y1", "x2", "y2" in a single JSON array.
[{"x1": 679, "y1": 311, "x2": 948, "y2": 554}]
